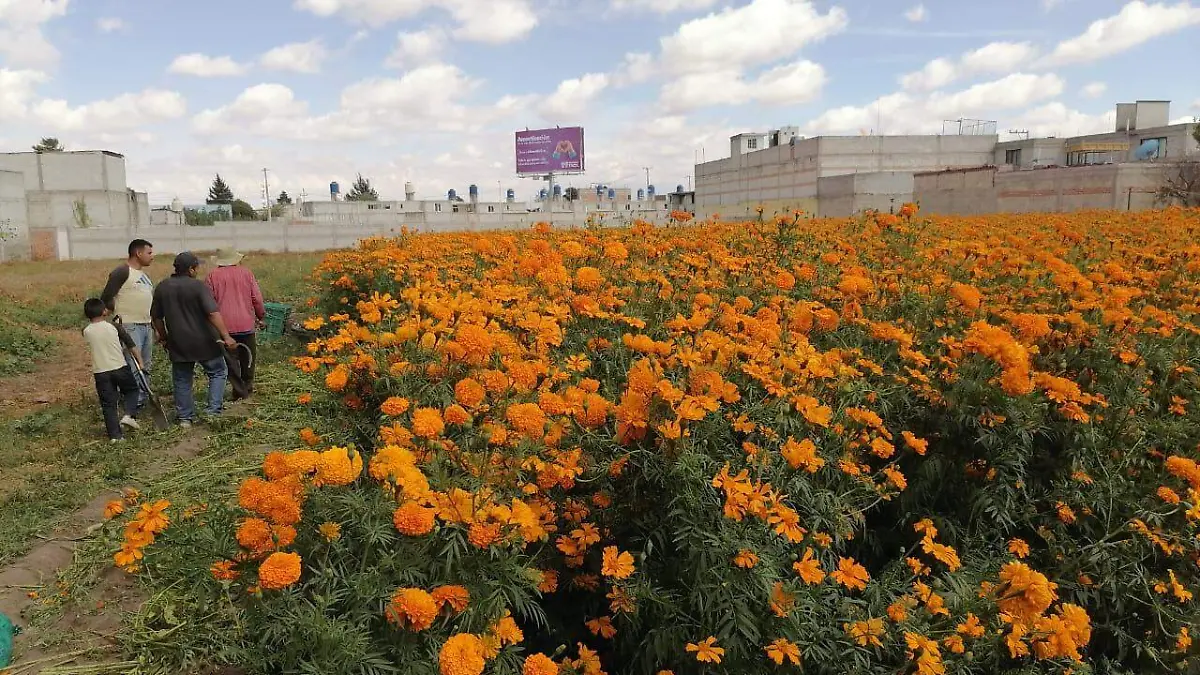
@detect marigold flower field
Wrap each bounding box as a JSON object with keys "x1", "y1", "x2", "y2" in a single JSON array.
[{"x1": 116, "y1": 208, "x2": 1200, "y2": 674}]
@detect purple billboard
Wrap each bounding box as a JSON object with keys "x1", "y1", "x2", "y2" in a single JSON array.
[{"x1": 515, "y1": 127, "x2": 585, "y2": 175}]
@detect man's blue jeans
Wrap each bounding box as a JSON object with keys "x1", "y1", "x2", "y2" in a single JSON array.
[
  {"x1": 171, "y1": 356, "x2": 228, "y2": 422},
  {"x1": 122, "y1": 323, "x2": 154, "y2": 403}
]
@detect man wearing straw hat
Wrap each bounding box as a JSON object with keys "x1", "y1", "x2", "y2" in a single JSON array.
[{"x1": 204, "y1": 248, "x2": 265, "y2": 400}]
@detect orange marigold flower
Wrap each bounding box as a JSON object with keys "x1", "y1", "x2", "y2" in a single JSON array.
[
  {"x1": 686, "y1": 637, "x2": 724, "y2": 664},
  {"x1": 318, "y1": 522, "x2": 342, "y2": 541},
  {"x1": 1007, "y1": 538, "x2": 1031, "y2": 558},
  {"x1": 439, "y1": 633, "x2": 485, "y2": 675},
  {"x1": 386, "y1": 587, "x2": 440, "y2": 631},
  {"x1": 506, "y1": 403, "x2": 547, "y2": 437},
  {"x1": 394, "y1": 501, "x2": 437, "y2": 536},
  {"x1": 258, "y1": 551, "x2": 302, "y2": 590},
  {"x1": 454, "y1": 378, "x2": 486, "y2": 408},
  {"x1": 432, "y1": 585, "x2": 470, "y2": 614},
  {"x1": 765, "y1": 638, "x2": 801, "y2": 666},
  {"x1": 412, "y1": 407, "x2": 445, "y2": 439},
  {"x1": 523, "y1": 653, "x2": 559, "y2": 675},
  {"x1": 733, "y1": 550, "x2": 759, "y2": 568},
  {"x1": 831, "y1": 557, "x2": 870, "y2": 591},
  {"x1": 103, "y1": 499, "x2": 125, "y2": 520},
  {"x1": 601, "y1": 546, "x2": 635, "y2": 580},
  {"x1": 793, "y1": 548, "x2": 825, "y2": 585},
  {"x1": 444, "y1": 404, "x2": 472, "y2": 425},
  {"x1": 210, "y1": 559, "x2": 239, "y2": 581},
  {"x1": 380, "y1": 396, "x2": 411, "y2": 416}
]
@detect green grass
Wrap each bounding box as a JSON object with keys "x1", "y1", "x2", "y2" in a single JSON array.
[{"x1": 0, "y1": 320, "x2": 58, "y2": 376}]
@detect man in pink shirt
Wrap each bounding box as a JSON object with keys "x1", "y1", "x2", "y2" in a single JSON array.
[{"x1": 205, "y1": 249, "x2": 265, "y2": 399}]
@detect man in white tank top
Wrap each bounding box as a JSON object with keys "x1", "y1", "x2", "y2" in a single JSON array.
[{"x1": 100, "y1": 239, "x2": 155, "y2": 401}]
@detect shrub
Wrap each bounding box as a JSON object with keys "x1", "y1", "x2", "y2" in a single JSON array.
[{"x1": 122, "y1": 208, "x2": 1200, "y2": 674}]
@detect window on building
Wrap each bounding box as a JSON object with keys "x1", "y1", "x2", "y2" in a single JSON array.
[
  {"x1": 1137, "y1": 137, "x2": 1166, "y2": 160},
  {"x1": 487, "y1": 205, "x2": 494, "y2": 213},
  {"x1": 452, "y1": 204, "x2": 459, "y2": 213},
  {"x1": 747, "y1": 137, "x2": 758, "y2": 150},
  {"x1": 434, "y1": 203, "x2": 442, "y2": 212},
  {"x1": 1004, "y1": 149, "x2": 1022, "y2": 166}
]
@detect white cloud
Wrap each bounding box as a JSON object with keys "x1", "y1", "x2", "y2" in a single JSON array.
[
  {"x1": 33, "y1": 90, "x2": 187, "y2": 133},
  {"x1": 0, "y1": 0, "x2": 69, "y2": 68},
  {"x1": 612, "y1": 52, "x2": 656, "y2": 86},
  {"x1": 168, "y1": 53, "x2": 248, "y2": 77},
  {"x1": 0, "y1": 68, "x2": 47, "y2": 120},
  {"x1": 1192, "y1": 99, "x2": 1200, "y2": 111},
  {"x1": 384, "y1": 28, "x2": 445, "y2": 68},
  {"x1": 659, "y1": 0, "x2": 847, "y2": 75},
  {"x1": 901, "y1": 41, "x2": 1038, "y2": 91},
  {"x1": 541, "y1": 73, "x2": 610, "y2": 121},
  {"x1": 261, "y1": 40, "x2": 328, "y2": 74},
  {"x1": 1043, "y1": 1, "x2": 1200, "y2": 66},
  {"x1": 1080, "y1": 81, "x2": 1107, "y2": 99},
  {"x1": 96, "y1": 17, "x2": 125, "y2": 33},
  {"x1": 806, "y1": 73, "x2": 1063, "y2": 135},
  {"x1": 1004, "y1": 102, "x2": 1116, "y2": 137},
  {"x1": 293, "y1": 0, "x2": 537, "y2": 43},
  {"x1": 904, "y1": 4, "x2": 927, "y2": 22},
  {"x1": 661, "y1": 60, "x2": 826, "y2": 113},
  {"x1": 610, "y1": 0, "x2": 718, "y2": 12},
  {"x1": 191, "y1": 63, "x2": 508, "y2": 142}
]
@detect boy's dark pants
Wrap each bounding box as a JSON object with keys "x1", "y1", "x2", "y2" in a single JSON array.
[{"x1": 95, "y1": 365, "x2": 140, "y2": 439}]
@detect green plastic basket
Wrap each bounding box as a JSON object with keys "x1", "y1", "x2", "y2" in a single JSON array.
[{"x1": 263, "y1": 302, "x2": 291, "y2": 341}]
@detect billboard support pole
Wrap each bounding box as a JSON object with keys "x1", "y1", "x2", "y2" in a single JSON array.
[{"x1": 546, "y1": 171, "x2": 554, "y2": 227}]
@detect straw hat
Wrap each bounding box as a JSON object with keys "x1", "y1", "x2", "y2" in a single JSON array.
[{"x1": 212, "y1": 248, "x2": 245, "y2": 267}]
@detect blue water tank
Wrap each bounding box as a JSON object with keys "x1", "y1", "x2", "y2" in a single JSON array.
[
  {"x1": 648, "y1": 185, "x2": 656, "y2": 198},
  {"x1": 330, "y1": 181, "x2": 340, "y2": 195},
  {"x1": 607, "y1": 188, "x2": 616, "y2": 199},
  {"x1": 637, "y1": 188, "x2": 645, "y2": 201},
  {"x1": 553, "y1": 184, "x2": 562, "y2": 198},
  {"x1": 676, "y1": 184, "x2": 684, "y2": 193},
  {"x1": 595, "y1": 185, "x2": 604, "y2": 197},
  {"x1": 539, "y1": 188, "x2": 548, "y2": 200},
  {"x1": 1135, "y1": 139, "x2": 1161, "y2": 160},
  {"x1": 506, "y1": 189, "x2": 516, "y2": 202},
  {"x1": 468, "y1": 184, "x2": 479, "y2": 198},
  {"x1": 448, "y1": 188, "x2": 458, "y2": 200}
]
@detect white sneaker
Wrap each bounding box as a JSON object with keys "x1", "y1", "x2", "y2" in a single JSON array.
[
  {"x1": 119, "y1": 415, "x2": 141, "y2": 430},
  {"x1": 110, "y1": 438, "x2": 123, "y2": 443},
  {"x1": 179, "y1": 420, "x2": 192, "y2": 429}
]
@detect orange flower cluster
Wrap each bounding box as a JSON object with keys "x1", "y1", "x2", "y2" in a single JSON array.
[{"x1": 113, "y1": 498, "x2": 170, "y2": 572}]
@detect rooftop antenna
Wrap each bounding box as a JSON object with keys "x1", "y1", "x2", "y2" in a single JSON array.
[{"x1": 1008, "y1": 129, "x2": 1031, "y2": 140}]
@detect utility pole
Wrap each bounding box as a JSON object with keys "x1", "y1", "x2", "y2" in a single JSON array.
[{"x1": 262, "y1": 168, "x2": 272, "y2": 222}]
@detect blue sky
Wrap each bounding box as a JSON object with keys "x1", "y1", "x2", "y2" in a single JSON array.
[{"x1": 0, "y1": 0, "x2": 1197, "y2": 204}]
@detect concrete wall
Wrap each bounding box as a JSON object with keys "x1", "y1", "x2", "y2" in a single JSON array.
[
  {"x1": 913, "y1": 167, "x2": 999, "y2": 215},
  {"x1": 915, "y1": 163, "x2": 1164, "y2": 215},
  {"x1": 0, "y1": 151, "x2": 130, "y2": 192},
  {"x1": 816, "y1": 135, "x2": 996, "y2": 176},
  {"x1": 817, "y1": 171, "x2": 915, "y2": 218},
  {"x1": 36, "y1": 207, "x2": 675, "y2": 261},
  {"x1": 0, "y1": 170, "x2": 30, "y2": 261},
  {"x1": 24, "y1": 190, "x2": 148, "y2": 230},
  {"x1": 696, "y1": 134, "x2": 996, "y2": 219},
  {"x1": 994, "y1": 138, "x2": 1067, "y2": 168}
]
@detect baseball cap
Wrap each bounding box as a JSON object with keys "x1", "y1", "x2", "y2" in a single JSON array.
[{"x1": 173, "y1": 251, "x2": 203, "y2": 271}]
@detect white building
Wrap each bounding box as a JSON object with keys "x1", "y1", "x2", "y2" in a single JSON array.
[{"x1": 0, "y1": 150, "x2": 150, "y2": 260}]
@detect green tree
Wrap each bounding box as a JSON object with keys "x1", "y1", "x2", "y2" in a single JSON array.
[
  {"x1": 345, "y1": 173, "x2": 379, "y2": 202},
  {"x1": 276, "y1": 190, "x2": 293, "y2": 205},
  {"x1": 231, "y1": 199, "x2": 257, "y2": 220},
  {"x1": 207, "y1": 174, "x2": 235, "y2": 205},
  {"x1": 32, "y1": 137, "x2": 64, "y2": 152}
]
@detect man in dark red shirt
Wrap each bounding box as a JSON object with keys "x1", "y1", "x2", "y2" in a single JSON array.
[{"x1": 204, "y1": 249, "x2": 265, "y2": 399}]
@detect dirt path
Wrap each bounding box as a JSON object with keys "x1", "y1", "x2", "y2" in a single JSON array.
[
  {"x1": 0, "y1": 434, "x2": 207, "y2": 673},
  {"x1": 0, "y1": 329, "x2": 93, "y2": 419}
]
